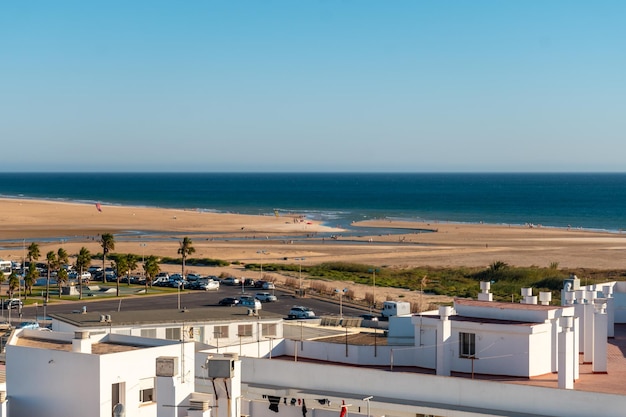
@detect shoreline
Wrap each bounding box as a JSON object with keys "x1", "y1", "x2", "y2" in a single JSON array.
[{"x1": 2, "y1": 197, "x2": 626, "y2": 272}]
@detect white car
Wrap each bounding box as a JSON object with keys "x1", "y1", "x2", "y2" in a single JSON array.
[
  {"x1": 200, "y1": 279, "x2": 220, "y2": 291},
  {"x1": 262, "y1": 282, "x2": 275, "y2": 290},
  {"x1": 288, "y1": 306, "x2": 315, "y2": 319},
  {"x1": 239, "y1": 296, "x2": 262, "y2": 310},
  {"x1": 255, "y1": 292, "x2": 277, "y2": 302}
]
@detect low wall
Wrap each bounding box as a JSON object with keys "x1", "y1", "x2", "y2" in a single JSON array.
[{"x1": 241, "y1": 357, "x2": 626, "y2": 417}]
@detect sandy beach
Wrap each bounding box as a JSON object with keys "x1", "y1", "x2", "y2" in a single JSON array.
[{"x1": 2, "y1": 197, "x2": 625, "y2": 307}]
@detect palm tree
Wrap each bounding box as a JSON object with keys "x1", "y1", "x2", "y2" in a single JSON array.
[
  {"x1": 100, "y1": 233, "x2": 115, "y2": 283},
  {"x1": 124, "y1": 253, "x2": 138, "y2": 286},
  {"x1": 178, "y1": 237, "x2": 195, "y2": 281},
  {"x1": 27, "y1": 242, "x2": 40, "y2": 265},
  {"x1": 57, "y1": 247, "x2": 69, "y2": 269},
  {"x1": 46, "y1": 250, "x2": 58, "y2": 302},
  {"x1": 25, "y1": 262, "x2": 38, "y2": 296},
  {"x1": 75, "y1": 247, "x2": 91, "y2": 300},
  {"x1": 143, "y1": 255, "x2": 160, "y2": 293},
  {"x1": 57, "y1": 267, "x2": 68, "y2": 297},
  {"x1": 8, "y1": 270, "x2": 19, "y2": 298},
  {"x1": 113, "y1": 256, "x2": 128, "y2": 297}
]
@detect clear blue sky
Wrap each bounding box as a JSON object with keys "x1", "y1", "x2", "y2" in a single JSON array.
[{"x1": 1, "y1": 1, "x2": 625, "y2": 172}]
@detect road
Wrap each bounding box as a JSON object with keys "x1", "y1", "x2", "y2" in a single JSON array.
[{"x1": 6, "y1": 284, "x2": 370, "y2": 323}]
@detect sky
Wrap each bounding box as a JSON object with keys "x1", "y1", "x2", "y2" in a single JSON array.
[{"x1": 1, "y1": 1, "x2": 625, "y2": 173}]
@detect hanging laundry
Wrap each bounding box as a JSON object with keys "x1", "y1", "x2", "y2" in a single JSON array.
[
  {"x1": 339, "y1": 401, "x2": 347, "y2": 417},
  {"x1": 302, "y1": 399, "x2": 308, "y2": 417},
  {"x1": 268, "y1": 396, "x2": 281, "y2": 413},
  {"x1": 291, "y1": 398, "x2": 297, "y2": 406}
]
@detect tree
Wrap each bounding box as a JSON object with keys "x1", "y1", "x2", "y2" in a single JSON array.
[
  {"x1": 25, "y1": 262, "x2": 38, "y2": 296},
  {"x1": 178, "y1": 237, "x2": 195, "y2": 281},
  {"x1": 75, "y1": 247, "x2": 91, "y2": 300},
  {"x1": 8, "y1": 270, "x2": 19, "y2": 298},
  {"x1": 124, "y1": 253, "x2": 138, "y2": 286},
  {"x1": 27, "y1": 242, "x2": 40, "y2": 264},
  {"x1": 46, "y1": 250, "x2": 58, "y2": 302},
  {"x1": 57, "y1": 248, "x2": 69, "y2": 268},
  {"x1": 143, "y1": 256, "x2": 160, "y2": 293},
  {"x1": 100, "y1": 233, "x2": 115, "y2": 283},
  {"x1": 57, "y1": 267, "x2": 68, "y2": 298},
  {"x1": 113, "y1": 256, "x2": 128, "y2": 297}
]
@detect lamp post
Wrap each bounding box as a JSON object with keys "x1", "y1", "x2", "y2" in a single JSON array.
[
  {"x1": 335, "y1": 288, "x2": 348, "y2": 319},
  {"x1": 256, "y1": 250, "x2": 266, "y2": 280},
  {"x1": 368, "y1": 268, "x2": 379, "y2": 314},
  {"x1": 140, "y1": 243, "x2": 147, "y2": 279},
  {"x1": 177, "y1": 280, "x2": 182, "y2": 310},
  {"x1": 295, "y1": 257, "x2": 305, "y2": 297},
  {"x1": 363, "y1": 396, "x2": 373, "y2": 417}
]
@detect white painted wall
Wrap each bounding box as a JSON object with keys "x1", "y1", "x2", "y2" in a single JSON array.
[
  {"x1": 386, "y1": 316, "x2": 414, "y2": 345},
  {"x1": 7, "y1": 332, "x2": 100, "y2": 417},
  {"x1": 241, "y1": 357, "x2": 626, "y2": 417},
  {"x1": 51, "y1": 318, "x2": 282, "y2": 348},
  {"x1": 6, "y1": 330, "x2": 195, "y2": 417}
]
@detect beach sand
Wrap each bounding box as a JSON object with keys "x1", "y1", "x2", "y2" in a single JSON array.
[{"x1": 2, "y1": 198, "x2": 625, "y2": 307}]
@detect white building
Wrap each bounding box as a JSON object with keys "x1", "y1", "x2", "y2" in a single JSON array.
[
  {"x1": 5, "y1": 328, "x2": 197, "y2": 417},
  {"x1": 49, "y1": 306, "x2": 283, "y2": 350}
]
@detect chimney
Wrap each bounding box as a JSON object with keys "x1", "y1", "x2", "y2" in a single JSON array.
[
  {"x1": 477, "y1": 281, "x2": 493, "y2": 301},
  {"x1": 72, "y1": 331, "x2": 92, "y2": 354}
]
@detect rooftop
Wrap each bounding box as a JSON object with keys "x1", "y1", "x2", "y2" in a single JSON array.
[
  {"x1": 15, "y1": 335, "x2": 149, "y2": 354},
  {"x1": 455, "y1": 298, "x2": 563, "y2": 311},
  {"x1": 50, "y1": 306, "x2": 283, "y2": 328},
  {"x1": 280, "y1": 323, "x2": 626, "y2": 396}
]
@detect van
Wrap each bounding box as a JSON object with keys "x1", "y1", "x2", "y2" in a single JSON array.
[{"x1": 381, "y1": 301, "x2": 411, "y2": 318}]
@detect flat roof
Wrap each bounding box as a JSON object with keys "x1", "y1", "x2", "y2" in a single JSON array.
[
  {"x1": 455, "y1": 298, "x2": 563, "y2": 311},
  {"x1": 15, "y1": 336, "x2": 148, "y2": 354},
  {"x1": 50, "y1": 306, "x2": 283, "y2": 328}
]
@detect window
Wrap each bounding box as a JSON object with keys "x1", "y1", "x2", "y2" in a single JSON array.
[
  {"x1": 459, "y1": 332, "x2": 476, "y2": 358},
  {"x1": 165, "y1": 327, "x2": 181, "y2": 340},
  {"x1": 139, "y1": 378, "x2": 155, "y2": 403},
  {"x1": 262, "y1": 323, "x2": 277, "y2": 337},
  {"x1": 238, "y1": 324, "x2": 253, "y2": 337},
  {"x1": 141, "y1": 328, "x2": 157, "y2": 338},
  {"x1": 214, "y1": 325, "x2": 229, "y2": 338}
]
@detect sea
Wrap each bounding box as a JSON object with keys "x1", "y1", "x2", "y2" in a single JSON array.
[{"x1": 1, "y1": 172, "x2": 626, "y2": 233}]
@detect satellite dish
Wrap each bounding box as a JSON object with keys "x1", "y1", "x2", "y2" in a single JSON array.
[{"x1": 113, "y1": 403, "x2": 125, "y2": 417}]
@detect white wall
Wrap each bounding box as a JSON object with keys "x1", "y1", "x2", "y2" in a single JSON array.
[
  {"x1": 6, "y1": 330, "x2": 194, "y2": 417},
  {"x1": 241, "y1": 357, "x2": 626, "y2": 417},
  {"x1": 6, "y1": 333, "x2": 101, "y2": 417},
  {"x1": 386, "y1": 316, "x2": 414, "y2": 345},
  {"x1": 51, "y1": 318, "x2": 283, "y2": 349}
]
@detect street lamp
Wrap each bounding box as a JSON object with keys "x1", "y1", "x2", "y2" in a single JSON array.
[
  {"x1": 368, "y1": 268, "x2": 379, "y2": 314},
  {"x1": 256, "y1": 250, "x2": 267, "y2": 280},
  {"x1": 295, "y1": 257, "x2": 305, "y2": 297},
  {"x1": 363, "y1": 396, "x2": 373, "y2": 417},
  {"x1": 140, "y1": 243, "x2": 147, "y2": 279},
  {"x1": 335, "y1": 288, "x2": 348, "y2": 319},
  {"x1": 177, "y1": 280, "x2": 182, "y2": 310}
]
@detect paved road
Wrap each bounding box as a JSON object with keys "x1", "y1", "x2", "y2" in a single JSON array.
[{"x1": 8, "y1": 284, "x2": 370, "y2": 323}]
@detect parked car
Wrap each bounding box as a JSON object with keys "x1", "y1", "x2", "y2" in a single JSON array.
[
  {"x1": 255, "y1": 292, "x2": 277, "y2": 302},
  {"x1": 288, "y1": 306, "x2": 315, "y2": 319},
  {"x1": 262, "y1": 282, "x2": 276, "y2": 290},
  {"x1": 3, "y1": 299, "x2": 23, "y2": 309},
  {"x1": 221, "y1": 277, "x2": 240, "y2": 286},
  {"x1": 195, "y1": 279, "x2": 220, "y2": 291},
  {"x1": 16, "y1": 321, "x2": 39, "y2": 330},
  {"x1": 88, "y1": 265, "x2": 102, "y2": 274},
  {"x1": 243, "y1": 278, "x2": 256, "y2": 287},
  {"x1": 186, "y1": 273, "x2": 202, "y2": 281},
  {"x1": 218, "y1": 297, "x2": 240, "y2": 306},
  {"x1": 239, "y1": 296, "x2": 262, "y2": 310}
]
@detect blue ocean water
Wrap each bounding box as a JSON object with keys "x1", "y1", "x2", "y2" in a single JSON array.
[{"x1": 1, "y1": 173, "x2": 625, "y2": 232}]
